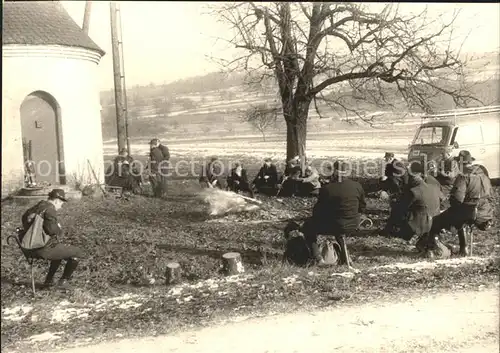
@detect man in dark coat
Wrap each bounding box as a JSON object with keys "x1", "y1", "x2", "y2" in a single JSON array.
[
  {"x1": 427, "y1": 151, "x2": 494, "y2": 257},
  {"x1": 279, "y1": 156, "x2": 302, "y2": 197},
  {"x1": 199, "y1": 157, "x2": 225, "y2": 189},
  {"x1": 21, "y1": 189, "x2": 84, "y2": 288},
  {"x1": 108, "y1": 148, "x2": 141, "y2": 193},
  {"x1": 148, "y1": 138, "x2": 170, "y2": 198},
  {"x1": 302, "y1": 162, "x2": 366, "y2": 267},
  {"x1": 393, "y1": 163, "x2": 442, "y2": 245},
  {"x1": 379, "y1": 152, "x2": 410, "y2": 237},
  {"x1": 381, "y1": 152, "x2": 409, "y2": 195},
  {"x1": 253, "y1": 158, "x2": 279, "y2": 196},
  {"x1": 227, "y1": 163, "x2": 255, "y2": 198}
]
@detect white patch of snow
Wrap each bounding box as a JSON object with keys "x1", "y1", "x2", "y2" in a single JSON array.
[
  {"x1": 28, "y1": 331, "x2": 64, "y2": 342},
  {"x1": 373, "y1": 256, "x2": 492, "y2": 272},
  {"x1": 2, "y1": 305, "x2": 33, "y2": 322},
  {"x1": 331, "y1": 272, "x2": 355, "y2": 279}
]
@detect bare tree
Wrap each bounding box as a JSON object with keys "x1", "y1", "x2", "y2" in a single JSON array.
[
  {"x1": 152, "y1": 97, "x2": 170, "y2": 118},
  {"x1": 212, "y1": 3, "x2": 480, "y2": 160},
  {"x1": 242, "y1": 104, "x2": 279, "y2": 141}
]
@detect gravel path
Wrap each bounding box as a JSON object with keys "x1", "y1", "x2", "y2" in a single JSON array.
[{"x1": 46, "y1": 288, "x2": 499, "y2": 353}]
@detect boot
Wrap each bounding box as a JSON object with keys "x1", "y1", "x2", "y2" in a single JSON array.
[
  {"x1": 457, "y1": 228, "x2": 469, "y2": 257},
  {"x1": 43, "y1": 260, "x2": 62, "y2": 288},
  {"x1": 335, "y1": 234, "x2": 352, "y2": 267},
  {"x1": 58, "y1": 258, "x2": 79, "y2": 286}
]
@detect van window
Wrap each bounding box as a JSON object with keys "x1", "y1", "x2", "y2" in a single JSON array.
[
  {"x1": 452, "y1": 124, "x2": 484, "y2": 146},
  {"x1": 414, "y1": 126, "x2": 447, "y2": 145}
]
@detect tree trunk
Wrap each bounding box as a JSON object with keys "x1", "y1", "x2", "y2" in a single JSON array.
[
  {"x1": 262, "y1": 132, "x2": 266, "y2": 142},
  {"x1": 285, "y1": 99, "x2": 311, "y2": 162}
]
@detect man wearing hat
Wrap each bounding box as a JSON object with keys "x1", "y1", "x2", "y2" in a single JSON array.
[
  {"x1": 379, "y1": 152, "x2": 409, "y2": 237},
  {"x1": 252, "y1": 158, "x2": 279, "y2": 196},
  {"x1": 301, "y1": 161, "x2": 366, "y2": 268},
  {"x1": 426, "y1": 150, "x2": 494, "y2": 257},
  {"x1": 21, "y1": 189, "x2": 84, "y2": 288},
  {"x1": 149, "y1": 138, "x2": 170, "y2": 198}
]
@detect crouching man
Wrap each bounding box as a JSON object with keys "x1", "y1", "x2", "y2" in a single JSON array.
[
  {"x1": 301, "y1": 162, "x2": 366, "y2": 268},
  {"x1": 253, "y1": 158, "x2": 279, "y2": 196},
  {"x1": 21, "y1": 189, "x2": 84, "y2": 288},
  {"x1": 394, "y1": 163, "x2": 442, "y2": 250},
  {"x1": 426, "y1": 151, "x2": 494, "y2": 257},
  {"x1": 227, "y1": 163, "x2": 255, "y2": 198}
]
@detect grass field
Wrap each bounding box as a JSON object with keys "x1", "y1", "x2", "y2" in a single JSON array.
[{"x1": 1, "y1": 150, "x2": 499, "y2": 352}]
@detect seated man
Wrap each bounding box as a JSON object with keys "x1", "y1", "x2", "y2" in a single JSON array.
[
  {"x1": 298, "y1": 163, "x2": 321, "y2": 196},
  {"x1": 427, "y1": 150, "x2": 494, "y2": 257},
  {"x1": 301, "y1": 161, "x2": 366, "y2": 267},
  {"x1": 227, "y1": 163, "x2": 254, "y2": 198},
  {"x1": 379, "y1": 153, "x2": 410, "y2": 237},
  {"x1": 107, "y1": 148, "x2": 141, "y2": 194},
  {"x1": 21, "y1": 189, "x2": 84, "y2": 288},
  {"x1": 253, "y1": 158, "x2": 279, "y2": 196},
  {"x1": 392, "y1": 163, "x2": 442, "y2": 246},
  {"x1": 199, "y1": 157, "x2": 224, "y2": 189},
  {"x1": 380, "y1": 152, "x2": 409, "y2": 195}
]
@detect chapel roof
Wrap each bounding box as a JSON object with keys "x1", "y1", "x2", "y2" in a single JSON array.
[{"x1": 2, "y1": 1, "x2": 105, "y2": 56}]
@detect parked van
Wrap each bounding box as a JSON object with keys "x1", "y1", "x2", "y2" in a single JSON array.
[{"x1": 407, "y1": 106, "x2": 500, "y2": 181}]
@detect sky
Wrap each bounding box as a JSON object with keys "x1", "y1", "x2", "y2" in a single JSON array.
[{"x1": 60, "y1": 1, "x2": 500, "y2": 91}]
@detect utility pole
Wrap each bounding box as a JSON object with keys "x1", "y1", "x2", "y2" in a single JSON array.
[
  {"x1": 110, "y1": 1, "x2": 130, "y2": 154},
  {"x1": 82, "y1": 1, "x2": 92, "y2": 34}
]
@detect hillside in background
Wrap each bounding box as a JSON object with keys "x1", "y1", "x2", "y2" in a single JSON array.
[{"x1": 98, "y1": 51, "x2": 498, "y2": 142}]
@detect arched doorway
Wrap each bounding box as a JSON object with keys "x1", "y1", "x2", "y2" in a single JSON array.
[{"x1": 20, "y1": 91, "x2": 66, "y2": 185}]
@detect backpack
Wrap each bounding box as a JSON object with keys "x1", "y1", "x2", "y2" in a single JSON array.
[
  {"x1": 319, "y1": 238, "x2": 341, "y2": 265},
  {"x1": 20, "y1": 210, "x2": 50, "y2": 250}
]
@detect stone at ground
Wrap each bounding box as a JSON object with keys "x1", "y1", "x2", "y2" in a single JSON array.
[{"x1": 39, "y1": 288, "x2": 499, "y2": 353}]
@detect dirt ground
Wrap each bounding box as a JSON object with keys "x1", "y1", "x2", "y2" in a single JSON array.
[{"x1": 42, "y1": 288, "x2": 499, "y2": 353}]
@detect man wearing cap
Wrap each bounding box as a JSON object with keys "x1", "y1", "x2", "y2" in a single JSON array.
[
  {"x1": 302, "y1": 161, "x2": 366, "y2": 268},
  {"x1": 253, "y1": 158, "x2": 279, "y2": 196},
  {"x1": 394, "y1": 162, "x2": 442, "y2": 249},
  {"x1": 427, "y1": 150, "x2": 494, "y2": 257},
  {"x1": 21, "y1": 189, "x2": 84, "y2": 288},
  {"x1": 149, "y1": 138, "x2": 170, "y2": 198},
  {"x1": 227, "y1": 163, "x2": 255, "y2": 198}
]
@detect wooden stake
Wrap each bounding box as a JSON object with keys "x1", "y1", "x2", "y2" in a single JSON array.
[
  {"x1": 165, "y1": 262, "x2": 181, "y2": 285},
  {"x1": 222, "y1": 252, "x2": 244, "y2": 276}
]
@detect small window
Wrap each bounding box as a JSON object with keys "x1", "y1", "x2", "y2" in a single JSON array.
[{"x1": 454, "y1": 125, "x2": 484, "y2": 145}]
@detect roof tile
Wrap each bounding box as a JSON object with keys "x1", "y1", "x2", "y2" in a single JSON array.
[{"x1": 2, "y1": 1, "x2": 105, "y2": 56}]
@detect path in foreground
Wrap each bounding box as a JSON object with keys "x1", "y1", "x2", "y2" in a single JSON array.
[{"x1": 48, "y1": 288, "x2": 499, "y2": 353}]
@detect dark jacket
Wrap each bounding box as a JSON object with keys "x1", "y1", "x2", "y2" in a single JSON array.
[
  {"x1": 398, "y1": 178, "x2": 441, "y2": 235},
  {"x1": 312, "y1": 178, "x2": 366, "y2": 233},
  {"x1": 21, "y1": 200, "x2": 62, "y2": 239},
  {"x1": 253, "y1": 164, "x2": 279, "y2": 186},
  {"x1": 450, "y1": 164, "x2": 493, "y2": 223},
  {"x1": 149, "y1": 144, "x2": 170, "y2": 173},
  {"x1": 227, "y1": 168, "x2": 250, "y2": 189},
  {"x1": 199, "y1": 160, "x2": 224, "y2": 188},
  {"x1": 384, "y1": 159, "x2": 409, "y2": 195}
]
